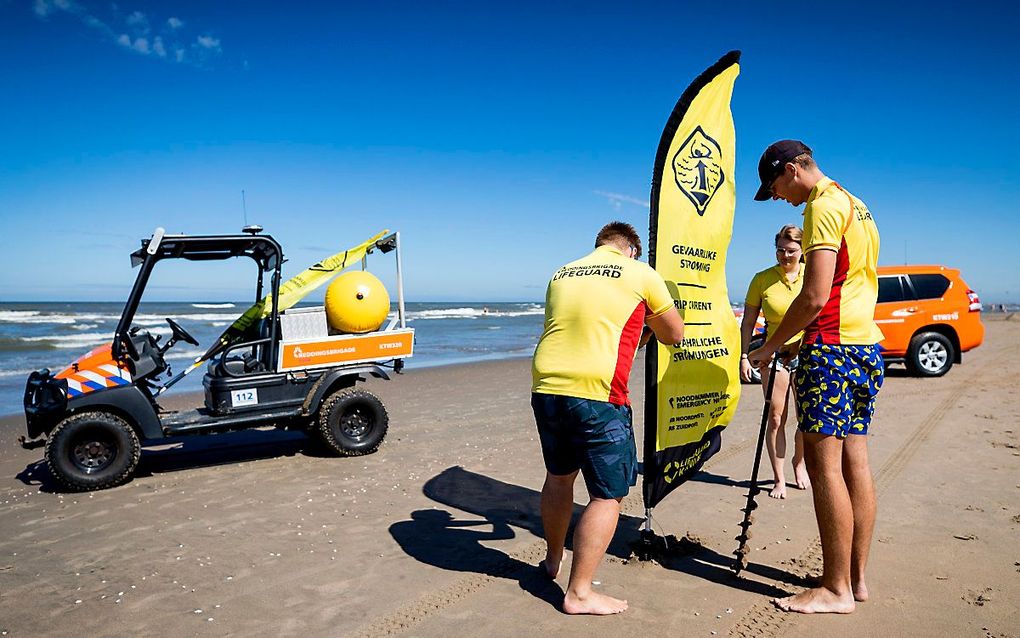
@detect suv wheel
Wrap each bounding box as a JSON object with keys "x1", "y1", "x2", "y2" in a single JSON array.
[
  {"x1": 906, "y1": 332, "x2": 954, "y2": 377},
  {"x1": 318, "y1": 388, "x2": 388, "y2": 456},
  {"x1": 45, "y1": 411, "x2": 141, "y2": 491}
]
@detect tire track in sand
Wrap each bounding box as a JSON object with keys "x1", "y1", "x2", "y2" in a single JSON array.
[
  {"x1": 728, "y1": 344, "x2": 1009, "y2": 638},
  {"x1": 350, "y1": 422, "x2": 756, "y2": 635},
  {"x1": 354, "y1": 336, "x2": 1004, "y2": 638}
]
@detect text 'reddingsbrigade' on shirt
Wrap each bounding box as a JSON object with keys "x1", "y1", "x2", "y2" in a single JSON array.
[{"x1": 532, "y1": 245, "x2": 675, "y2": 405}]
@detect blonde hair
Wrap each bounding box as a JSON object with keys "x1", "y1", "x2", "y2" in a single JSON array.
[
  {"x1": 774, "y1": 224, "x2": 803, "y2": 247},
  {"x1": 792, "y1": 153, "x2": 815, "y2": 169}
]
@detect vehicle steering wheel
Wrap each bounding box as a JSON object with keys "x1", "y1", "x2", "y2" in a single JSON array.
[{"x1": 166, "y1": 318, "x2": 199, "y2": 346}]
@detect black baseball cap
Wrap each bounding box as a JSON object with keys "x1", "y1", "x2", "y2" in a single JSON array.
[{"x1": 753, "y1": 140, "x2": 812, "y2": 201}]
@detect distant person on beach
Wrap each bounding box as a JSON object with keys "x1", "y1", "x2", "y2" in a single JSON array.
[
  {"x1": 748, "y1": 141, "x2": 884, "y2": 615},
  {"x1": 531, "y1": 221, "x2": 684, "y2": 615},
  {"x1": 740, "y1": 224, "x2": 810, "y2": 499}
]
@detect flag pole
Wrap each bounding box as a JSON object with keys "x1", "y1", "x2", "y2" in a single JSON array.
[
  {"x1": 732, "y1": 355, "x2": 780, "y2": 576},
  {"x1": 637, "y1": 333, "x2": 660, "y2": 561}
]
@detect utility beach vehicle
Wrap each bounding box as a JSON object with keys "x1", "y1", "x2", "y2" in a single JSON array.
[{"x1": 22, "y1": 227, "x2": 413, "y2": 491}]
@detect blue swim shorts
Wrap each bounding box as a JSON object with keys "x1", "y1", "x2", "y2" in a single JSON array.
[
  {"x1": 531, "y1": 393, "x2": 637, "y2": 500},
  {"x1": 794, "y1": 343, "x2": 884, "y2": 439}
]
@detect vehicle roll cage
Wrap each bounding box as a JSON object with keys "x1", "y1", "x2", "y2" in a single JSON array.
[{"x1": 113, "y1": 228, "x2": 285, "y2": 364}]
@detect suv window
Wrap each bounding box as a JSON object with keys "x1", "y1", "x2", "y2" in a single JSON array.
[
  {"x1": 908, "y1": 274, "x2": 951, "y2": 300},
  {"x1": 878, "y1": 276, "x2": 908, "y2": 303}
]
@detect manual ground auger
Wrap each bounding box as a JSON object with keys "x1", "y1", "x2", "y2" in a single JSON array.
[{"x1": 732, "y1": 355, "x2": 780, "y2": 576}]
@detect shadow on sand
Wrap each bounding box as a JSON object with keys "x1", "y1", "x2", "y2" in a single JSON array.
[
  {"x1": 16, "y1": 428, "x2": 333, "y2": 493},
  {"x1": 389, "y1": 509, "x2": 561, "y2": 609},
  {"x1": 395, "y1": 466, "x2": 806, "y2": 601}
]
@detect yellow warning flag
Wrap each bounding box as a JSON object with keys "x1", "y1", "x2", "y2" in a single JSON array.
[
  {"x1": 201, "y1": 229, "x2": 389, "y2": 360},
  {"x1": 644, "y1": 51, "x2": 741, "y2": 509}
]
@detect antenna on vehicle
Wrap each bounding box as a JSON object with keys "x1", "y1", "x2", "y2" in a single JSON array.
[{"x1": 241, "y1": 189, "x2": 249, "y2": 226}]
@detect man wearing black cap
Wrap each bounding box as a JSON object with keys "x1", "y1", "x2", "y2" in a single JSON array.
[{"x1": 748, "y1": 141, "x2": 884, "y2": 614}]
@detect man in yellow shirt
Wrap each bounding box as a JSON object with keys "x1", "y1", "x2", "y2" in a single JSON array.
[
  {"x1": 532, "y1": 221, "x2": 684, "y2": 615},
  {"x1": 749, "y1": 140, "x2": 884, "y2": 615}
]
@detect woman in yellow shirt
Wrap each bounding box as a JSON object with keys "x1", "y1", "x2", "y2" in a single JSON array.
[{"x1": 740, "y1": 224, "x2": 810, "y2": 499}]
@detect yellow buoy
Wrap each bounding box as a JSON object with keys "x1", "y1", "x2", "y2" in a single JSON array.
[{"x1": 324, "y1": 270, "x2": 390, "y2": 333}]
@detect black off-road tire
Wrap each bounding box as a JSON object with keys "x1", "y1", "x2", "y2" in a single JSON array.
[
  {"x1": 45, "y1": 411, "x2": 141, "y2": 491},
  {"x1": 906, "y1": 331, "x2": 954, "y2": 377},
  {"x1": 317, "y1": 388, "x2": 388, "y2": 456}
]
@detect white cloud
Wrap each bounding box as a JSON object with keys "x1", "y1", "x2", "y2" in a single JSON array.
[
  {"x1": 126, "y1": 10, "x2": 149, "y2": 33},
  {"x1": 196, "y1": 34, "x2": 220, "y2": 50},
  {"x1": 31, "y1": 2, "x2": 221, "y2": 65},
  {"x1": 115, "y1": 33, "x2": 149, "y2": 54},
  {"x1": 34, "y1": 0, "x2": 77, "y2": 18},
  {"x1": 594, "y1": 191, "x2": 650, "y2": 210}
]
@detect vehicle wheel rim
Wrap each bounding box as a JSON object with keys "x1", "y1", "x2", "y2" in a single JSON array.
[
  {"x1": 918, "y1": 341, "x2": 948, "y2": 372},
  {"x1": 71, "y1": 437, "x2": 116, "y2": 473},
  {"x1": 340, "y1": 407, "x2": 371, "y2": 439}
]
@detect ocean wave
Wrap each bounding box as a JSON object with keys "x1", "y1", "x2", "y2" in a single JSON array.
[
  {"x1": 0, "y1": 310, "x2": 77, "y2": 325},
  {"x1": 134, "y1": 313, "x2": 239, "y2": 325},
  {"x1": 165, "y1": 348, "x2": 208, "y2": 361},
  {"x1": 16, "y1": 332, "x2": 113, "y2": 348},
  {"x1": 0, "y1": 310, "x2": 119, "y2": 325},
  {"x1": 407, "y1": 306, "x2": 544, "y2": 320},
  {"x1": 0, "y1": 325, "x2": 174, "y2": 351},
  {"x1": 0, "y1": 368, "x2": 37, "y2": 378},
  {"x1": 192, "y1": 303, "x2": 236, "y2": 309}
]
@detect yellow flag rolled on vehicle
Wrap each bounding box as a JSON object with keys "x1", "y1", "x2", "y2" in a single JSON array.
[
  {"x1": 200, "y1": 229, "x2": 390, "y2": 361},
  {"x1": 644, "y1": 51, "x2": 741, "y2": 509}
]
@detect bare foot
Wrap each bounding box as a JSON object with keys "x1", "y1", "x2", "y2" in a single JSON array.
[
  {"x1": 562, "y1": 590, "x2": 628, "y2": 615},
  {"x1": 852, "y1": 579, "x2": 869, "y2": 602},
  {"x1": 793, "y1": 462, "x2": 811, "y2": 490},
  {"x1": 769, "y1": 480, "x2": 787, "y2": 499},
  {"x1": 772, "y1": 587, "x2": 855, "y2": 614},
  {"x1": 540, "y1": 556, "x2": 562, "y2": 579}
]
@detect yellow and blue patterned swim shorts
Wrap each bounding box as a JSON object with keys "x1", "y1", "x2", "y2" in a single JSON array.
[{"x1": 794, "y1": 343, "x2": 884, "y2": 438}]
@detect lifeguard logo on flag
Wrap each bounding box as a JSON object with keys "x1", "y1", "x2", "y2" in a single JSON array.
[{"x1": 671, "y1": 125, "x2": 725, "y2": 216}]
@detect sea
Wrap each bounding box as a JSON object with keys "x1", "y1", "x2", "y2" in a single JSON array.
[{"x1": 0, "y1": 301, "x2": 546, "y2": 417}]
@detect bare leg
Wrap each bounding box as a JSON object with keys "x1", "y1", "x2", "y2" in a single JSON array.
[
  {"x1": 773, "y1": 433, "x2": 856, "y2": 614},
  {"x1": 793, "y1": 430, "x2": 811, "y2": 489},
  {"x1": 763, "y1": 366, "x2": 791, "y2": 499},
  {"x1": 842, "y1": 435, "x2": 875, "y2": 601},
  {"x1": 562, "y1": 497, "x2": 628, "y2": 615},
  {"x1": 540, "y1": 471, "x2": 577, "y2": 579},
  {"x1": 788, "y1": 370, "x2": 810, "y2": 489}
]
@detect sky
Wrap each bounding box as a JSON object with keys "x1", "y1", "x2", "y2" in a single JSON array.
[{"x1": 1, "y1": 1, "x2": 1018, "y2": 304}]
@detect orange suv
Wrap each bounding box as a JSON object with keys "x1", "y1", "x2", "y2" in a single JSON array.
[{"x1": 875, "y1": 265, "x2": 984, "y2": 376}]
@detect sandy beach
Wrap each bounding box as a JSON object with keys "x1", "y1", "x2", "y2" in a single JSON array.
[{"x1": 1, "y1": 317, "x2": 1018, "y2": 637}]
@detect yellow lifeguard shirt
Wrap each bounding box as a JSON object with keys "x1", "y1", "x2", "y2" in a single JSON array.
[
  {"x1": 744, "y1": 264, "x2": 804, "y2": 346},
  {"x1": 802, "y1": 177, "x2": 885, "y2": 345},
  {"x1": 532, "y1": 245, "x2": 675, "y2": 405}
]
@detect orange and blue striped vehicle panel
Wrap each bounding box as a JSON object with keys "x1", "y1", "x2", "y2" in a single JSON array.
[{"x1": 54, "y1": 343, "x2": 133, "y2": 398}]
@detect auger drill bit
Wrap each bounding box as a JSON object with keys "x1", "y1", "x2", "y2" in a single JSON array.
[{"x1": 732, "y1": 355, "x2": 780, "y2": 576}]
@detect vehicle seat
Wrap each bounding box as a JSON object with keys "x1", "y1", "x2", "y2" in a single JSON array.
[{"x1": 209, "y1": 318, "x2": 272, "y2": 376}]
